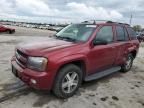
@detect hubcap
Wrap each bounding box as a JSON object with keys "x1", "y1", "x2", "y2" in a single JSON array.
[
  {"x1": 62, "y1": 72, "x2": 79, "y2": 93},
  {"x1": 125, "y1": 56, "x2": 132, "y2": 70}
]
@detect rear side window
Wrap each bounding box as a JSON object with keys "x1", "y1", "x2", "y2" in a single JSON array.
[
  {"x1": 116, "y1": 26, "x2": 125, "y2": 41},
  {"x1": 127, "y1": 27, "x2": 137, "y2": 40},
  {"x1": 124, "y1": 27, "x2": 129, "y2": 40},
  {"x1": 95, "y1": 26, "x2": 113, "y2": 43}
]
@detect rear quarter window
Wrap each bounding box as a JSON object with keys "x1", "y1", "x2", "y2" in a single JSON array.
[{"x1": 127, "y1": 27, "x2": 137, "y2": 40}]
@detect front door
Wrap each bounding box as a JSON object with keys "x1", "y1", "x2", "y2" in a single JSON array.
[{"x1": 88, "y1": 25, "x2": 117, "y2": 74}]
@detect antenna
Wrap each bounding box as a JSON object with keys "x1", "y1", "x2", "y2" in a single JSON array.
[{"x1": 129, "y1": 14, "x2": 133, "y2": 25}]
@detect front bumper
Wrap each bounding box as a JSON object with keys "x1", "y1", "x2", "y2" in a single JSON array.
[{"x1": 11, "y1": 59, "x2": 54, "y2": 90}]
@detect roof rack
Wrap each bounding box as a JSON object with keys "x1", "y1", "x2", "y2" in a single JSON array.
[
  {"x1": 81, "y1": 20, "x2": 109, "y2": 24},
  {"x1": 81, "y1": 20, "x2": 130, "y2": 26},
  {"x1": 106, "y1": 21, "x2": 130, "y2": 26}
]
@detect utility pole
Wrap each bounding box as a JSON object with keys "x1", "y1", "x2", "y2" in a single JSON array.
[{"x1": 130, "y1": 14, "x2": 133, "y2": 25}]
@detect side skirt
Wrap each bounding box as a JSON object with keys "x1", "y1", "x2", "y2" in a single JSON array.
[{"x1": 84, "y1": 66, "x2": 121, "y2": 81}]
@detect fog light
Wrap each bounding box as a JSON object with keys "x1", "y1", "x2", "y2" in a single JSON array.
[{"x1": 31, "y1": 79, "x2": 37, "y2": 84}]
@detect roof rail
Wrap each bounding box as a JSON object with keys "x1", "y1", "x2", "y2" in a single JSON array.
[
  {"x1": 106, "y1": 21, "x2": 130, "y2": 26},
  {"x1": 81, "y1": 20, "x2": 130, "y2": 26},
  {"x1": 81, "y1": 20, "x2": 111, "y2": 24}
]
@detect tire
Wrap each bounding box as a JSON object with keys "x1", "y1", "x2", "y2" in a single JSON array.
[
  {"x1": 121, "y1": 53, "x2": 134, "y2": 73},
  {"x1": 7, "y1": 30, "x2": 12, "y2": 34},
  {"x1": 53, "y1": 64, "x2": 82, "y2": 98},
  {"x1": 12, "y1": 30, "x2": 15, "y2": 34}
]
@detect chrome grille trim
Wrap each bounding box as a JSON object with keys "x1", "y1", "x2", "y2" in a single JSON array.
[{"x1": 15, "y1": 49, "x2": 28, "y2": 68}]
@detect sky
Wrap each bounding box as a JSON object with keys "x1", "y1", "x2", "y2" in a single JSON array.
[{"x1": 0, "y1": 0, "x2": 144, "y2": 26}]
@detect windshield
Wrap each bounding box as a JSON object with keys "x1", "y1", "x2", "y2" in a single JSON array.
[{"x1": 56, "y1": 24, "x2": 96, "y2": 42}]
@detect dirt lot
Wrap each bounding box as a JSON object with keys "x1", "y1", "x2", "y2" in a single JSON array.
[{"x1": 0, "y1": 26, "x2": 144, "y2": 108}]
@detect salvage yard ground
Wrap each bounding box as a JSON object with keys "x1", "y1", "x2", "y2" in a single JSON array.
[{"x1": 0, "y1": 26, "x2": 144, "y2": 108}]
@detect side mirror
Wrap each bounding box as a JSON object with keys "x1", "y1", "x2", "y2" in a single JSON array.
[{"x1": 93, "y1": 39, "x2": 108, "y2": 45}]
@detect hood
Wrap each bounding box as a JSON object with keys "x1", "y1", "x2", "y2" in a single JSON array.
[{"x1": 17, "y1": 37, "x2": 76, "y2": 56}]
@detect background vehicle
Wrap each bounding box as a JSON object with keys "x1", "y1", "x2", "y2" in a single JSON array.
[
  {"x1": 11, "y1": 21, "x2": 139, "y2": 98},
  {"x1": 0, "y1": 25, "x2": 15, "y2": 34},
  {"x1": 136, "y1": 32, "x2": 144, "y2": 42},
  {"x1": 137, "y1": 35, "x2": 144, "y2": 42}
]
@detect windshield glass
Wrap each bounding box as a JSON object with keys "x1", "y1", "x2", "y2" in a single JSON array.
[{"x1": 56, "y1": 24, "x2": 96, "y2": 42}]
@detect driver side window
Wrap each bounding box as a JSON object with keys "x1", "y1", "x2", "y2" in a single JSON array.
[{"x1": 95, "y1": 26, "x2": 113, "y2": 43}]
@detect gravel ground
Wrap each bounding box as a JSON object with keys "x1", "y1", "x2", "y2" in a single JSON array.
[{"x1": 0, "y1": 26, "x2": 144, "y2": 108}]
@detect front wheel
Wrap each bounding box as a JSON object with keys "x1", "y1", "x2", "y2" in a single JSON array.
[
  {"x1": 53, "y1": 64, "x2": 82, "y2": 98},
  {"x1": 121, "y1": 54, "x2": 134, "y2": 72}
]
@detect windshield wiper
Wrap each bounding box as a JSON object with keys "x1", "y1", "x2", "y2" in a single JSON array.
[
  {"x1": 53, "y1": 35, "x2": 64, "y2": 40},
  {"x1": 61, "y1": 37, "x2": 76, "y2": 42},
  {"x1": 54, "y1": 35, "x2": 77, "y2": 42}
]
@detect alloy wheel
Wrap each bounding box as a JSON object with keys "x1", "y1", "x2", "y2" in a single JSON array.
[
  {"x1": 62, "y1": 71, "x2": 79, "y2": 93},
  {"x1": 125, "y1": 56, "x2": 132, "y2": 70}
]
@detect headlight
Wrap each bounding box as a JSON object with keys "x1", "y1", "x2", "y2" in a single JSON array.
[{"x1": 27, "y1": 57, "x2": 48, "y2": 71}]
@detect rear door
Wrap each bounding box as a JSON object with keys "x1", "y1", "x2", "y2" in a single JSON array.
[
  {"x1": 88, "y1": 25, "x2": 117, "y2": 74},
  {"x1": 126, "y1": 27, "x2": 139, "y2": 55},
  {"x1": 114, "y1": 26, "x2": 130, "y2": 65}
]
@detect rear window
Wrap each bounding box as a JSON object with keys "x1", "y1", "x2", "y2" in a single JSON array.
[
  {"x1": 127, "y1": 27, "x2": 137, "y2": 40},
  {"x1": 116, "y1": 26, "x2": 125, "y2": 41}
]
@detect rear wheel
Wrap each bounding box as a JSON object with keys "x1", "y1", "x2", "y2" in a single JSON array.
[
  {"x1": 121, "y1": 54, "x2": 133, "y2": 72},
  {"x1": 7, "y1": 30, "x2": 12, "y2": 34},
  {"x1": 53, "y1": 64, "x2": 82, "y2": 98},
  {"x1": 7, "y1": 30, "x2": 15, "y2": 34}
]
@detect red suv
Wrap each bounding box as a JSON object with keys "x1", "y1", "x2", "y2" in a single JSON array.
[
  {"x1": 0, "y1": 25, "x2": 15, "y2": 34},
  {"x1": 11, "y1": 21, "x2": 139, "y2": 98}
]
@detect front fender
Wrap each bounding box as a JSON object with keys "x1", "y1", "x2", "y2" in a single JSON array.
[{"x1": 55, "y1": 54, "x2": 89, "y2": 73}]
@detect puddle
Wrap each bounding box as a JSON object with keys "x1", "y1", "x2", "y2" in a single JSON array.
[
  {"x1": 100, "y1": 96, "x2": 109, "y2": 101},
  {"x1": 92, "y1": 102, "x2": 97, "y2": 106},
  {"x1": 112, "y1": 96, "x2": 119, "y2": 101}
]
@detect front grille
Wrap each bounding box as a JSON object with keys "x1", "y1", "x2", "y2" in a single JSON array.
[{"x1": 15, "y1": 49, "x2": 28, "y2": 68}]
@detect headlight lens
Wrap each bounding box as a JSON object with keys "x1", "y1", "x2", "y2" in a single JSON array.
[{"x1": 27, "y1": 57, "x2": 48, "y2": 71}]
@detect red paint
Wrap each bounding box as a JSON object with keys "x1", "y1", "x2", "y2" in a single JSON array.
[{"x1": 11, "y1": 23, "x2": 139, "y2": 90}]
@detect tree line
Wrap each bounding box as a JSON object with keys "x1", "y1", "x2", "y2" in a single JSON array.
[{"x1": 133, "y1": 25, "x2": 144, "y2": 32}]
